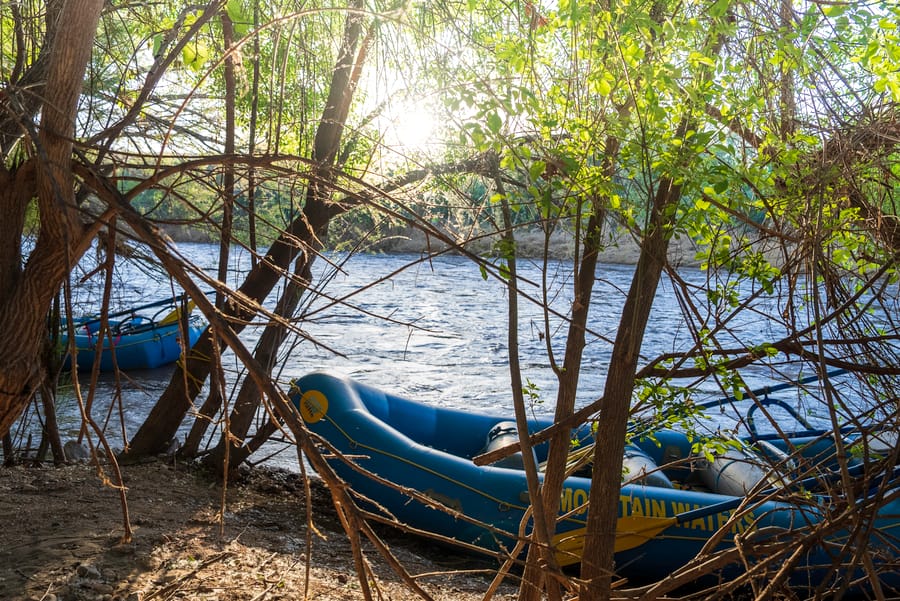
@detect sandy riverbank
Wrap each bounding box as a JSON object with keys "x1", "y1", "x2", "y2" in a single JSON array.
[{"x1": 0, "y1": 460, "x2": 516, "y2": 601}]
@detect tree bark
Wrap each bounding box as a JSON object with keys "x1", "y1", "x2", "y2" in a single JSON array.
[
  {"x1": 0, "y1": 0, "x2": 104, "y2": 438},
  {"x1": 519, "y1": 186, "x2": 609, "y2": 601},
  {"x1": 578, "y1": 12, "x2": 730, "y2": 593},
  {"x1": 579, "y1": 172, "x2": 681, "y2": 600},
  {"x1": 0, "y1": 164, "x2": 35, "y2": 304}
]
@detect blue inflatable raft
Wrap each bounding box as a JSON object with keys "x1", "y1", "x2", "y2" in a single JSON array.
[
  {"x1": 60, "y1": 297, "x2": 205, "y2": 371},
  {"x1": 289, "y1": 372, "x2": 900, "y2": 592}
]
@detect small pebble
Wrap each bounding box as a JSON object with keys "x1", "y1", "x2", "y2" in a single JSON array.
[
  {"x1": 77, "y1": 564, "x2": 102, "y2": 579},
  {"x1": 64, "y1": 440, "x2": 90, "y2": 462},
  {"x1": 87, "y1": 581, "x2": 114, "y2": 594}
]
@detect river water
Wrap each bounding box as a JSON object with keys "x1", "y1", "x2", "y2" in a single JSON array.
[{"x1": 21, "y1": 242, "x2": 875, "y2": 471}]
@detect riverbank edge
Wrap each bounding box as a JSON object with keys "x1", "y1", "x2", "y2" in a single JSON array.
[
  {"x1": 0, "y1": 458, "x2": 516, "y2": 601},
  {"x1": 164, "y1": 223, "x2": 709, "y2": 267}
]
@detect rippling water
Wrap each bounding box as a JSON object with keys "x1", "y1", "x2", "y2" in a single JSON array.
[{"x1": 20, "y1": 242, "x2": 869, "y2": 471}]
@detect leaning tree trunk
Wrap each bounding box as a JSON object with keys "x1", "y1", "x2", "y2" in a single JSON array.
[
  {"x1": 578, "y1": 16, "x2": 729, "y2": 594},
  {"x1": 517, "y1": 193, "x2": 609, "y2": 601},
  {"x1": 200, "y1": 256, "x2": 309, "y2": 471},
  {"x1": 126, "y1": 4, "x2": 369, "y2": 458},
  {"x1": 578, "y1": 178, "x2": 678, "y2": 599},
  {"x1": 0, "y1": 0, "x2": 104, "y2": 438}
]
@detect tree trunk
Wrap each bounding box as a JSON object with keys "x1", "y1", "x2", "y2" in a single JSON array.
[
  {"x1": 38, "y1": 307, "x2": 66, "y2": 465},
  {"x1": 126, "y1": 4, "x2": 369, "y2": 458},
  {"x1": 578, "y1": 174, "x2": 680, "y2": 600},
  {"x1": 0, "y1": 0, "x2": 103, "y2": 438},
  {"x1": 519, "y1": 198, "x2": 608, "y2": 601},
  {"x1": 201, "y1": 257, "x2": 310, "y2": 471},
  {"x1": 0, "y1": 166, "x2": 32, "y2": 299},
  {"x1": 577, "y1": 12, "x2": 729, "y2": 592}
]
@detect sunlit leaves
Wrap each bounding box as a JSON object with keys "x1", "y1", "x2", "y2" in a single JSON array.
[
  {"x1": 632, "y1": 380, "x2": 718, "y2": 449},
  {"x1": 486, "y1": 112, "x2": 502, "y2": 134},
  {"x1": 181, "y1": 38, "x2": 210, "y2": 72},
  {"x1": 708, "y1": 0, "x2": 732, "y2": 18},
  {"x1": 225, "y1": 0, "x2": 253, "y2": 37},
  {"x1": 822, "y1": 204, "x2": 890, "y2": 278},
  {"x1": 591, "y1": 72, "x2": 614, "y2": 97},
  {"x1": 43, "y1": 0, "x2": 900, "y2": 394}
]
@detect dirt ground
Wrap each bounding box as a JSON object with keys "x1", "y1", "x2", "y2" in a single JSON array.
[{"x1": 0, "y1": 459, "x2": 518, "y2": 601}]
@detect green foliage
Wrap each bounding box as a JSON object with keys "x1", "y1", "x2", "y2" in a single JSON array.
[
  {"x1": 691, "y1": 437, "x2": 742, "y2": 464},
  {"x1": 522, "y1": 378, "x2": 543, "y2": 408},
  {"x1": 225, "y1": 0, "x2": 253, "y2": 38},
  {"x1": 633, "y1": 379, "x2": 710, "y2": 440}
]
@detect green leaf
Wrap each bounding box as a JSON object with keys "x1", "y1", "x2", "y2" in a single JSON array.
[
  {"x1": 709, "y1": 0, "x2": 731, "y2": 18},
  {"x1": 596, "y1": 76, "x2": 612, "y2": 97},
  {"x1": 487, "y1": 112, "x2": 502, "y2": 134},
  {"x1": 688, "y1": 51, "x2": 715, "y2": 68},
  {"x1": 226, "y1": 0, "x2": 243, "y2": 23},
  {"x1": 499, "y1": 260, "x2": 511, "y2": 280},
  {"x1": 182, "y1": 44, "x2": 197, "y2": 69},
  {"x1": 151, "y1": 33, "x2": 164, "y2": 57},
  {"x1": 226, "y1": 0, "x2": 253, "y2": 37},
  {"x1": 182, "y1": 41, "x2": 209, "y2": 71},
  {"x1": 822, "y1": 3, "x2": 846, "y2": 17},
  {"x1": 529, "y1": 160, "x2": 546, "y2": 181}
]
